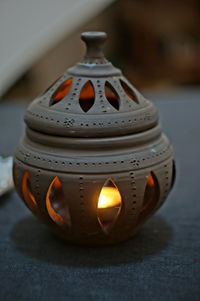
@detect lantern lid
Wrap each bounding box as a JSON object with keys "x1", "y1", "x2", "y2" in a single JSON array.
[{"x1": 25, "y1": 31, "x2": 158, "y2": 138}]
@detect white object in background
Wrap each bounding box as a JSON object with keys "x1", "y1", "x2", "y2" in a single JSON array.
[
  {"x1": 0, "y1": 0, "x2": 115, "y2": 97},
  {"x1": 0, "y1": 156, "x2": 14, "y2": 197}
]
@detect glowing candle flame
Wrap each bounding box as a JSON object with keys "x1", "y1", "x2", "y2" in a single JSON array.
[{"x1": 98, "y1": 187, "x2": 121, "y2": 208}]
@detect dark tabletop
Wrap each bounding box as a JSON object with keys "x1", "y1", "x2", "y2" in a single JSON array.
[{"x1": 0, "y1": 89, "x2": 199, "y2": 301}]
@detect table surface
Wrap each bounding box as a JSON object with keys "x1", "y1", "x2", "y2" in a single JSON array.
[{"x1": 0, "y1": 89, "x2": 200, "y2": 301}]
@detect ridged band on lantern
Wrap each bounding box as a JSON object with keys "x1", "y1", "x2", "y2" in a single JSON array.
[{"x1": 13, "y1": 31, "x2": 175, "y2": 245}]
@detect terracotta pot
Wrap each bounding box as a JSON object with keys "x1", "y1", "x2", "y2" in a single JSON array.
[{"x1": 13, "y1": 32, "x2": 175, "y2": 245}]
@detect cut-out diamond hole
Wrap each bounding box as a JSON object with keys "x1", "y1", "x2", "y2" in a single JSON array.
[
  {"x1": 50, "y1": 78, "x2": 73, "y2": 106},
  {"x1": 79, "y1": 80, "x2": 95, "y2": 112},
  {"x1": 105, "y1": 81, "x2": 120, "y2": 110},
  {"x1": 139, "y1": 172, "x2": 159, "y2": 221},
  {"x1": 97, "y1": 178, "x2": 122, "y2": 233},
  {"x1": 46, "y1": 177, "x2": 71, "y2": 227},
  {"x1": 120, "y1": 79, "x2": 139, "y2": 104},
  {"x1": 171, "y1": 161, "x2": 176, "y2": 189},
  {"x1": 22, "y1": 171, "x2": 37, "y2": 212}
]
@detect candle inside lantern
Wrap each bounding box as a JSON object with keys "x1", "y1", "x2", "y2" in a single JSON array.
[
  {"x1": 98, "y1": 187, "x2": 121, "y2": 208},
  {"x1": 97, "y1": 186, "x2": 122, "y2": 227}
]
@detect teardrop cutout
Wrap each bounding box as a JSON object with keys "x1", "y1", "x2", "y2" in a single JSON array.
[
  {"x1": 120, "y1": 79, "x2": 139, "y2": 104},
  {"x1": 170, "y1": 161, "x2": 176, "y2": 189},
  {"x1": 46, "y1": 177, "x2": 71, "y2": 227},
  {"x1": 50, "y1": 77, "x2": 73, "y2": 105},
  {"x1": 105, "y1": 81, "x2": 120, "y2": 110},
  {"x1": 22, "y1": 171, "x2": 37, "y2": 212},
  {"x1": 139, "y1": 172, "x2": 160, "y2": 221},
  {"x1": 97, "y1": 178, "x2": 122, "y2": 233},
  {"x1": 79, "y1": 80, "x2": 95, "y2": 112}
]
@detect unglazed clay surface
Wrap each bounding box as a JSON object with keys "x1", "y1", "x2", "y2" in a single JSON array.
[{"x1": 13, "y1": 32, "x2": 175, "y2": 245}]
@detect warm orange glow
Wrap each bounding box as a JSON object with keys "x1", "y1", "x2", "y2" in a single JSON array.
[
  {"x1": 80, "y1": 81, "x2": 95, "y2": 99},
  {"x1": 46, "y1": 176, "x2": 66, "y2": 226},
  {"x1": 98, "y1": 187, "x2": 121, "y2": 209},
  {"x1": 105, "y1": 82, "x2": 118, "y2": 100},
  {"x1": 22, "y1": 171, "x2": 37, "y2": 211},
  {"x1": 51, "y1": 78, "x2": 73, "y2": 104},
  {"x1": 105, "y1": 81, "x2": 119, "y2": 110},
  {"x1": 120, "y1": 79, "x2": 138, "y2": 103},
  {"x1": 79, "y1": 80, "x2": 95, "y2": 112},
  {"x1": 147, "y1": 173, "x2": 155, "y2": 187},
  {"x1": 140, "y1": 172, "x2": 159, "y2": 216}
]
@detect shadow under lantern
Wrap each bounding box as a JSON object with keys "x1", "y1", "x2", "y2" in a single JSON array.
[{"x1": 13, "y1": 32, "x2": 175, "y2": 245}]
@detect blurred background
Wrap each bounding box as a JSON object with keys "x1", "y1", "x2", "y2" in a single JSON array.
[{"x1": 1, "y1": 0, "x2": 200, "y2": 101}]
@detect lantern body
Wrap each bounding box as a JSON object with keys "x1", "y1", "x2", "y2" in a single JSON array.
[{"x1": 13, "y1": 32, "x2": 175, "y2": 245}]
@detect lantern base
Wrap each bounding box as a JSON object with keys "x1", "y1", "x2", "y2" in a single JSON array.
[
  {"x1": 50, "y1": 224, "x2": 143, "y2": 246},
  {"x1": 52, "y1": 233, "x2": 138, "y2": 246}
]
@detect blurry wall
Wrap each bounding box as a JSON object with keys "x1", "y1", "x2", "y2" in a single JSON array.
[
  {"x1": 4, "y1": 4, "x2": 115, "y2": 101},
  {"x1": 4, "y1": 0, "x2": 200, "y2": 101},
  {"x1": 113, "y1": 0, "x2": 200, "y2": 89}
]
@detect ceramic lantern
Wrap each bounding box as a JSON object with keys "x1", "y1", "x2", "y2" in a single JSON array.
[{"x1": 13, "y1": 32, "x2": 175, "y2": 245}]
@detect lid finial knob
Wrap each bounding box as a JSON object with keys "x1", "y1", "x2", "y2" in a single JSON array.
[{"x1": 81, "y1": 31, "x2": 107, "y2": 59}]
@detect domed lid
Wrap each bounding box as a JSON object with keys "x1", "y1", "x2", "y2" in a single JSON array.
[{"x1": 25, "y1": 31, "x2": 158, "y2": 138}]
